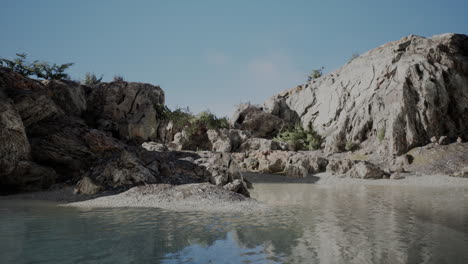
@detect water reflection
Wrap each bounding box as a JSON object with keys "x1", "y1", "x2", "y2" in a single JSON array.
[{"x1": 0, "y1": 184, "x2": 467, "y2": 264}]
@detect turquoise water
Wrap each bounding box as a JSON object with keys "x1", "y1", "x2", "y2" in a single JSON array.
[{"x1": 1, "y1": 183, "x2": 467, "y2": 264}]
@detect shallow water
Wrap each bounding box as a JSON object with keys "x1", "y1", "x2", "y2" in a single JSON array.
[{"x1": 1, "y1": 183, "x2": 467, "y2": 264}]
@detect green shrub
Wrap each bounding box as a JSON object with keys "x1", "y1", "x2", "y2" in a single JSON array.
[
  {"x1": 0, "y1": 53, "x2": 34, "y2": 76},
  {"x1": 345, "y1": 141, "x2": 359, "y2": 152},
  {"x1": 166, "y1": 107, "x2": 193, "y2": 129},
  {"x1": 182, "y1": 111, "x2": 227, "y2": 137},
  {"x1": 194, "y1": 111, "x2": 229, "y2": 130},
  {"x1": 307, "y1": 67, "x2": 324, "y2": 82},
  {"x1": 0, "y1": 53, "x2": 73, "y2": 80},
  {"x1": 377, "y1": 128, "x2": 385, "y2": 142},
  {"x1": 154, "y1": 106, "x2": 229, "y2": 138},
  {"x1": 82, "y1": 72, "x2": 103, "y2": 86},
  {"x1": 32, "y1": 62, "x2": 74, "y2": 80},
  {"x1": 275, "y1": 123, "x2": 323, "y2": 151},
  {"x1": 154, "y1": 104, "x2": 171, "y2": 119}
]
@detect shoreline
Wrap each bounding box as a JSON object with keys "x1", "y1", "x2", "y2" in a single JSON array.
[
  {"x1": 2, "y1": 173, "x2": 467, "y2": 212},
  {"x1": 244, "y1": 172, "x2": 468, "y2": 188}
]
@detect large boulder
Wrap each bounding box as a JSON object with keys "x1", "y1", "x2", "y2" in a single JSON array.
[
  {"x1": 156, "y1": 119, "x2": 177, "y2": 144},
  {"x1": 346, "y1": 161, "x2": 386, "y2": 179},
  {"x1": 0, "y1": 99, "x2": 30, "y2": 176},
  {"x1": 84, "y1": 151, "x2": 157, "y2": 189},
  {"x1": 0, "y1": 68, "x2": 64, "y2": 127},
  {"x1": 257, "y1": 151, "x2": 290, "y2": 173},
  {"x1": 0, "y1": 86, "x2": 58, "y2": 193},
  {"x1": 9, "y1": 161, "x2": 57, "y2": 192},
  {"x1": 85, "y1": 81, "x2": 165, "y2": 142},
  {"x1": 284, "y1": 162, "x2": 308, "y2": 178},
  {"x1": 264, "y1": 34, "x2": 468, "y2": 155},
  {"x1": 239, "y1": 138, "x2": 291, "y2": 152},
  {"x1": 74, "y1": 176, "x2": 103, "y2": 195},
  {"x1": 207, "y1": 129, "x2": 251, "y2": 152},
  {"x1": 326, "y1": 159, "x2": 357, "y2": 175},
  {"x1": 43, "y1": 80, "x2": 87, "y2": 117},
  {"x1": 26, "y1": 117, "x2": 104, "y2": 180},
  {"x1": 194, "y1": 152, "x2": 250, "y2": 197},
  {"x1": 230, "y1": 104, "x2": 287, "y2": 138},
  {"x1": 405, "y1": 142, "x2": 468, "y2": 175},
  {"x1": 171, "y1": 129, "x2": 212, "y2": 151}
]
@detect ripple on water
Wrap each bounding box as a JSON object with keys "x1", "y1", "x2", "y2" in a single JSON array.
[{"x1": 1, "y1": 184, "x2": 468, "y2": 264}]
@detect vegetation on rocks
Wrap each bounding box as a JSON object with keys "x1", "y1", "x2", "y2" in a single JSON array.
[
  {"x1": 155, "y1": 104, "x2": 229, "y2": 137},
  {"x1": 82, "y1": 72, "x2": 103, "y2": 86},
  {"x1": 275, "y1": 124, "x2": 323, "y2": 151},
  {"x1": 0, "y1": 53, "x2": 73, "y2": 80},
  {"x1": 345, "y1": 141, "x2": 360, "y2": 152},
  {"x1": 377, "y1": 128, "x2": 385, "y2": 142},
  {"x1": 113, "y1": 75, "x2": 125, "y2": 82},
  {"x1": 307, "y1": 67, "x2": 324, "y2": 82}
]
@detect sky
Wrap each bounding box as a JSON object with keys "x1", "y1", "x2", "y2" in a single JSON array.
[{"x1": 1, "y1": 0, "x2": 467, "y2": 117}]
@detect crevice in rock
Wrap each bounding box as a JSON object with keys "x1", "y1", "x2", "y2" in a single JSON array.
[{"x1": 127, "y1": 88, "x2": 143, "y2": 115}]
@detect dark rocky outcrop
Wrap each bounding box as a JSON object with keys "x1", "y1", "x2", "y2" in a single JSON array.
[
  {"x1": 85, "y1": 80, "x2": 165, "y2": 142},
  {"x1": 0, "y1": 70, "x2": 59, "y2": 193},
  {"x1": 43, "y1": 79, "x2": 87, "y2": 117},
  {"x1": 0, "y1": 68, "x2": 250, "y2": 197},
  {"x1": 230, "y1": 104, "x2": 287, "y2": 139}
]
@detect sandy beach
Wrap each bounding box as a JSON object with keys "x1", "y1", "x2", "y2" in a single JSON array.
[{"x1": 2, "y1": 172, "x2": 467, "y2": 212}]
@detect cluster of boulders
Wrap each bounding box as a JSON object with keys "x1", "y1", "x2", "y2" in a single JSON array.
[{"x1": 0, "y1": 67, "x2": 251, "y2": 197}]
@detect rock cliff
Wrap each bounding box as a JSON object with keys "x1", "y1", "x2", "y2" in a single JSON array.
[
  {"x1": 0, "y1": 68, "x2": 250, "y2": 196},
  {"x1": 264, "y1": 34, "x2": 468, "y2": 156}
]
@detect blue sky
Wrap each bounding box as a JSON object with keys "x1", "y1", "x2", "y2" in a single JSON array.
[{"x1": 1, "y1": 0, "x2": 467, "y2": 116}]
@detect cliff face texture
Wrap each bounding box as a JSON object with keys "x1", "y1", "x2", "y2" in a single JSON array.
[
  {"x1": 264, "y1": 34, "x2": 468, "y2": 155},
  {"x1": 0, "y1": 68, "x2": 250, "y2": 196}
]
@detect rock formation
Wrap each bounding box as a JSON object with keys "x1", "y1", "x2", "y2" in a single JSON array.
[
  {"x1": 263, "y1": 34, "x2": 468, "y2": 156},
  {"x1": 0, "y1": 67, "x2": 250, "y2": 196},
  {"x1": 231, "y1": 103, "x2": 287, "y2": 138},
  {"x1": 2, "y1": 33, "x2": 468, "y2": 195},
  {"x1": 85, "y1": 80, "x2": 166, "y2": 142}
]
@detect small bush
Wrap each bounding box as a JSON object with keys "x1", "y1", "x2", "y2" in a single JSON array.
[
  {"x1": 345, "y1": 141, "x2": 359, "y2": 152},
  {"x1": 166, "y1": 107, "x2": 193, "y2": 130},
  {"x1": 0, "y1": 53, "x2": 33, "y2": 76},
  {"x1": 0, "y1": 53, "x2": 73, "y2": 80},
  {"x1": 194, "y1": 111, "x2": 229, "y2": 130},
  {"x1": 275, "y1": 123, "x2": 323, "y2": 151},
  {"x1": 82, "y1": 72, "x2": 103, "y2": 86},
  {"x1": 155, "y1": 106, "x2": 228, "y2": 138},
  {"x1": 307, "y1": 67, "x2": 324, "y2": 82},
  {"x1": 32, "y1": 62, "x2": 74, "y2": 80},
  {"x1": 113, "y1": 75, "x2": 125, "y2": 82},
  {"x1": 377, "y1": 128, "x2": 385, "y2": 142}
]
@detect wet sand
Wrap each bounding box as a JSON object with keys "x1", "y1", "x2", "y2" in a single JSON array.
[
  {"x1": 245, "y1": 172, "x2": 468, "y2": 188},
  {"x1": 2, "y1": 172, "x2": 467, "y2": 212}
]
